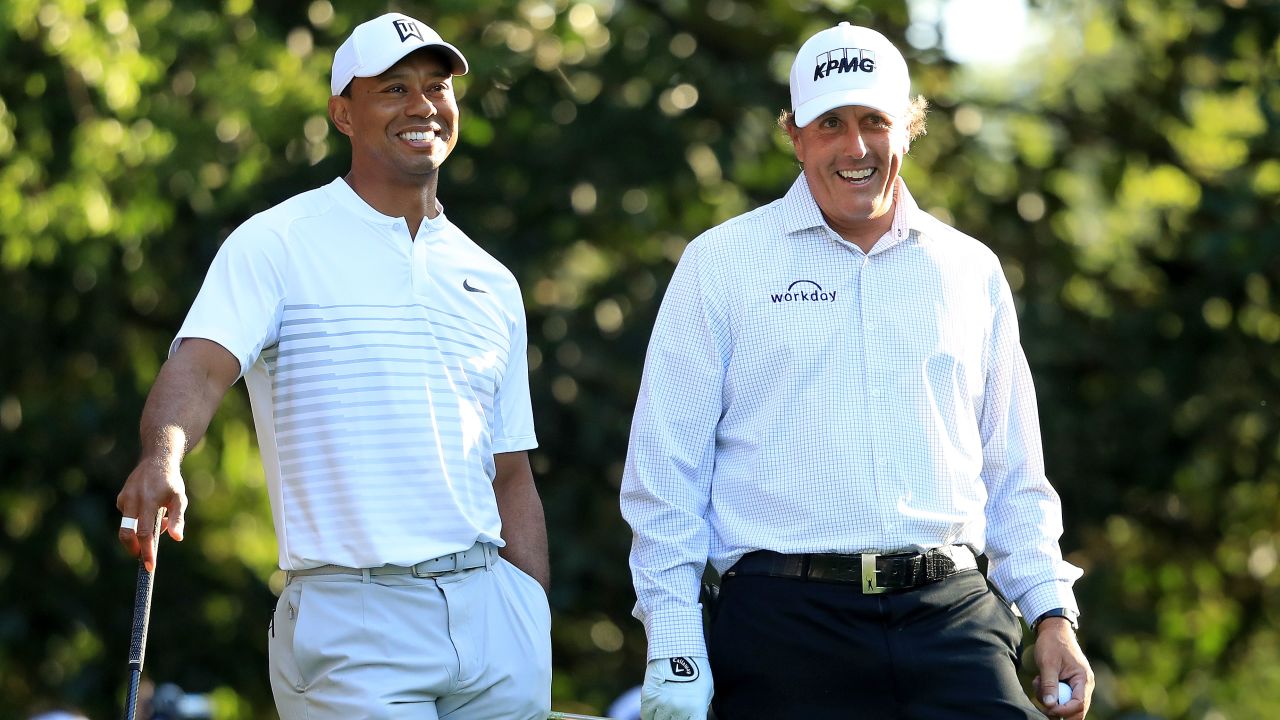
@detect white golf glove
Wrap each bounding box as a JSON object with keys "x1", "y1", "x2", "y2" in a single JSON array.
[{"x1": 640, "y1": 655, "x2": 713, "y2": 720}]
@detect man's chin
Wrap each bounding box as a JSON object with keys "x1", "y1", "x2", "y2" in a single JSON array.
[{"x1": 395, "y1": 158, "x2": 447, "y2": 178}]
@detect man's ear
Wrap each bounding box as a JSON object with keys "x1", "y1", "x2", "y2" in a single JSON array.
[
  {"x1": 329, "y1": 95, "x2": 354, "y2": 138},
  {"x1": 786, "y1": 121, "x2": 805, "y2": 163}
]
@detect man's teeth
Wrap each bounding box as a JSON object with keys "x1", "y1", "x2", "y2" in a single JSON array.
[
  {"x1": 838, "y1": 168, "x2": 874, "y2": 180},
  {"x1": 401, "y1": 130, "x2": 436, "y2": 142}
]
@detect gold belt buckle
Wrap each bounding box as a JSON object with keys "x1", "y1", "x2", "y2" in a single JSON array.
[{"x1": 861, "y1": 553, "x2": 886, "y2": 594}]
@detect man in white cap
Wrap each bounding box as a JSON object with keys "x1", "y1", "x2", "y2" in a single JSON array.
[
  {"x1": 622, "y1": 22, "x2": 1094, "y2": 719},
  {"x1": 115, "y1": 12, "x2": 551, "y2": 719}
]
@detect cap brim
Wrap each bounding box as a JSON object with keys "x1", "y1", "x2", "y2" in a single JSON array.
[
  {"x1": 363, "y1": 41, "x2": 469, "y2": 79},
  {"x1": 794, "y1": 89, "x2": 905, "y2": 127},
  {"x1": 427, "y1": 41, "x2": 469, "y2": 76}
]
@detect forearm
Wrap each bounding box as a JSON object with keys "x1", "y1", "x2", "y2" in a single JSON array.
[
  {"x1": 493, "y1": 451, "x2": 549, "y2": 592},
  {"x1": 117, "y1": 338, "x2": 239, "y2": 566},
  {"x1": 137, "y1": 350, "x2": 232, "y2": 466}
]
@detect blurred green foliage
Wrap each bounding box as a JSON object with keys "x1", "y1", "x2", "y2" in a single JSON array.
[{"x1": 1, "y1": 0, "x2": 1277, "y2": 718}]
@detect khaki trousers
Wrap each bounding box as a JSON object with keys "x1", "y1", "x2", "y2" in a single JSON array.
[{"x1": 269, "y1": 557, "x2": 551, "y2": 719}]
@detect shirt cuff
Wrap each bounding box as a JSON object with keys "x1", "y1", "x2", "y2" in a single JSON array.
[
  {"x1": 642, "y1": 606, "x2": 708, "y2": 661},
  {"x1": 1015, "y1": 580, "x2": 1080, "y2": 628}
]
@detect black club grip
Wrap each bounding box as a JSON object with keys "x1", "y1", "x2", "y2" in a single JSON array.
[
  {"x1": 123, "y1": 512, "x2": 162, "y2": 720},
  {"x1": 127, "y1": 562, "x2": 155, "y2": 669}
]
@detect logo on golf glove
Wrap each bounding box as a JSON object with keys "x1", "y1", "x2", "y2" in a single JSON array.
[
  {"x1": 668, "y1": 657, "x2": 699, "y2": 681},
  {"x1": 641, "y1": 655, "x2": 713, "y2": 720}
]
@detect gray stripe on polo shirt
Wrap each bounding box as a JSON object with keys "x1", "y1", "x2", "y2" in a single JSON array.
[
  {"x1": 275, "y1": 410, "x2": 445, "y2": 434},
  {"x1": 275, "y1": 415, "x2": 471, "y2": 443},
  {"x1": 271, "y1": 383, "x2": 430, "y2": 404},
  {"x1": 279, "y1": 329, "x2": 439, "y2": 343},
  {"x1": 284, "y1": 303, "x2": 426, "y2": 310},
  {"x1": 273, "y1": 356, "x2": 433, "y2": 373},
  {"x1": 274, "y1": 397, "x2": 431, "y2": 419},
  {"x1": 279, "y1": 333, "x2": 498, "y2": 358},
  {"x1": 274, "y1": 351, "x2": 464, "y2": 368},
  {"x1": 281, "y1": 315, "x2": 430, "y2": 327},
  {"x1": 277, "y1": 338, "x2": 491, "y2": 356},
  {"x1": 283, "y1": 481, "x2": 469, "y2": 506},
  {"x1": 272, "y1": 422, "x2": 437, "y2": 445},
  {"x1": 280, "y1": 453, "x2": 435, "y2": 475},
  {"x1": 275, "y1": 370, "x2": 437, "y2": 387},
  {"x1": 280, "y1": 304, "x2": 508, "y2": 345},
  {"x1": 276, "y1": 410, "x2": 440, "y2": 430},
  {"x1": 279, "y1": 468, "x2": 455, "y2": 492},
  {"x1": 272, "y1": 384, "x2": 491, "y2": 417},
  {"x1": 281, "y1": 313, "x2": 505, "y2": 345},
  {"x1": 271, "y1": 376, "x2": 487, "y2": 405},
  {"x1": 276, "y1": 438, "x2": 431, "y2": 462}
]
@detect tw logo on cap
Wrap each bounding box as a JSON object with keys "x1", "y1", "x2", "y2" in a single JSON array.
[
  {"x1": 393, "y1": 18, "x2": 424, "y2": 43},
  {"x1": 813, "y1": 47, "x2": 876, "y2": 80}
]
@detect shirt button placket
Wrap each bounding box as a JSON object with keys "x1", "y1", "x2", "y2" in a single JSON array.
[
  {"x1": 410, "y1": 226, "x2": 431, "y2": 298},
  {"x1": 861, "y1": 253, "x2": 893, "y2": 541}
]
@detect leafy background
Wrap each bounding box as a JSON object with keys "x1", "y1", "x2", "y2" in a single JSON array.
[{"x1": 1, "y1": 0, "x2": 1277, "y2": 718}]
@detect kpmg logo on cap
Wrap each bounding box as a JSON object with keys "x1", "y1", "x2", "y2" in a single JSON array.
[
  {"x1": 813, "y1": 48, "x2": 876, "y2": 80},
  {"x1": 393, "y1": 18, "x2": 424, "y2": 43}
]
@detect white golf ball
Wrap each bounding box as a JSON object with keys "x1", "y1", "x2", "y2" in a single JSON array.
[{"x1": 1058, "y1": 681, "x2": 1072, "y2": 705}]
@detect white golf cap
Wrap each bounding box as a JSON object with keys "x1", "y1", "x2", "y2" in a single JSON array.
[
  {"x1": 330, "y1": 12, "x2": 468, "y2": 96},
  {"x1": 789, "y1": 22, "x2": 910, "y2": 127}
]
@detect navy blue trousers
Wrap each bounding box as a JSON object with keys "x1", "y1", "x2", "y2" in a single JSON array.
[{"x1": 707, "y1": 569, "x2": 1045, "y2": 719}]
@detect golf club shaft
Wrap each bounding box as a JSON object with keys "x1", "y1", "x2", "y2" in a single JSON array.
[
  {"x1": 123, "y1": 513, "x2": 162, "y2": 720},
  {"x1": 548, "y1": 713, "x2": 614, "y2": 720}
]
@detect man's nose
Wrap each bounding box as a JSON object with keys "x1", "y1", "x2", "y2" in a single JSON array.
[
  {"x1": 408, "y1": 91, "x2": 437, "y2": 116},
  {"x1": 843, "y1": 127, "x2": 868, "y2": 157}
]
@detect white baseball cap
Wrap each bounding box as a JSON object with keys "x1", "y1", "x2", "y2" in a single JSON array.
[
  {"x1": 789, "y1": 22, "x2": 910, "y2": 127},
  {"x1": 330, "y1": 13, "x2": 469, "y2": 96}
]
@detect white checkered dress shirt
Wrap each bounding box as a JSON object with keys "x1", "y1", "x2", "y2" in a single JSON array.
[{"x1": 621, "y1": 174, "x2": 1083, "y2": 660}]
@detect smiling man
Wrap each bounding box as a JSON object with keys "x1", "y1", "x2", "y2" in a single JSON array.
[
  {"x1": 622, "y1": 22, "x2": 1093, "y2": 720},
  {"x1": 114, "y1": 12, "x2": 551, "y2": 719}
]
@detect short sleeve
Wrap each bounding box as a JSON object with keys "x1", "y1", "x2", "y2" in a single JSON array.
[{"x1": 171, "y1": 218, "x2": 288, "y2": 377}]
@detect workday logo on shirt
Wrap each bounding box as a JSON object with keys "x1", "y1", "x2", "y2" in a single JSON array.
[{"x1": 771, "y1": 279, "x2": 837, "y2": 303}]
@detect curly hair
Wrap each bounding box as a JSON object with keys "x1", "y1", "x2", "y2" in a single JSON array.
[{"x1": 777, "y1": 95, "x2": 930, "y2": 143}]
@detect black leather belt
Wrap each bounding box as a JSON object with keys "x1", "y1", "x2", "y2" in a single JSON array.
[{"x1": 724, "y1": 546, "x2": 976, "y2": 594}]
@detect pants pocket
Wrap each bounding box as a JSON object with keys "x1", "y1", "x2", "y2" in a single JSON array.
[
  {"x1": 987, "y1": 581, "x2": 1027, "y2": 648},
  {"x1": 499, "y1": 559, "x2": 551, "y2": 630},
  {"x1": 269, "y1": 582, "x2": 311, "y2": 691}
]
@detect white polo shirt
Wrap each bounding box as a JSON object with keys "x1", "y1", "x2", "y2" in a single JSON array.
[{"x1": 175, "y1": 178, "x2": 537, "y2": 571}]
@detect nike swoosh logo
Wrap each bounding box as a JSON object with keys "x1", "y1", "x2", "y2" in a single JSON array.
[{"x1": 463, "y1": 279, "x2": 487, "y2": 294}]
